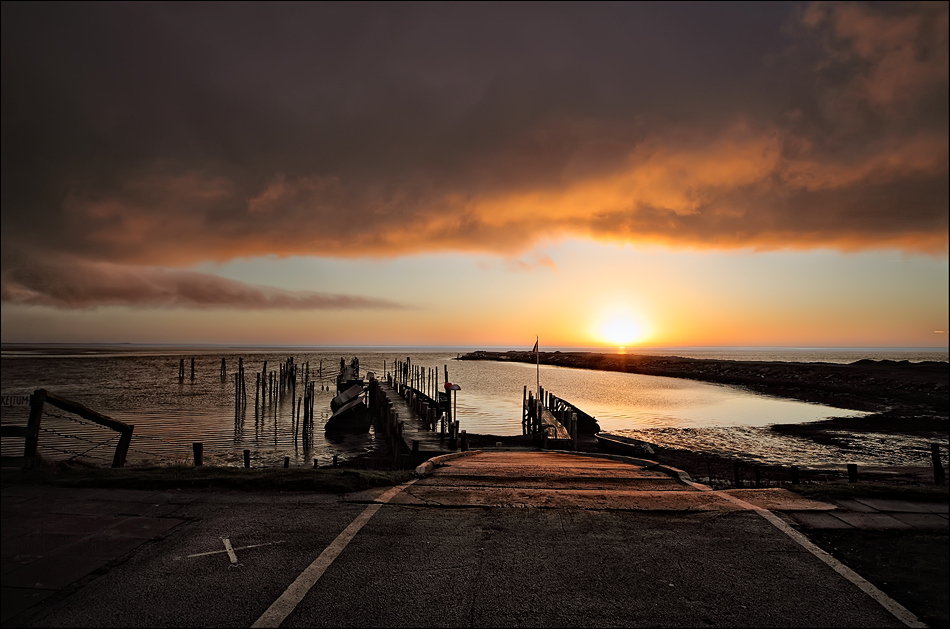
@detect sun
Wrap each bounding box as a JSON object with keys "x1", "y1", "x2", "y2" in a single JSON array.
[{"x1": 595, "y1": 312, "x2": 650, "y2": 346}]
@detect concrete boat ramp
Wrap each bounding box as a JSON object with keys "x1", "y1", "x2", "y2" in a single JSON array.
[
  {"x1": 4, "y1": 451, "x2": 944, "y2": 627},
  {"x1": 376, "y1": 451, "x2": 836, "y2": 512}
]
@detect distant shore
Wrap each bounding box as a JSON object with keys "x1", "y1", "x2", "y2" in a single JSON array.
[
  {"x1": 459, "y1": 350, "x2": 948, "y2": 413},
  {"x1": 459, "y1": 350, "x2": 949, "y2": 464}
]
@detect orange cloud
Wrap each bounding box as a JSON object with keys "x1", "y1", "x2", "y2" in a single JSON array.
[
  {"x1": 3, "y1": 2, "x2": 947, "y2": 269},
  {"x1": 57, "y1": 114, "x2": 947, "y2": 265}
]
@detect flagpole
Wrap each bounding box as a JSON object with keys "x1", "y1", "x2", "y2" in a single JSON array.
[{"x1": 535, "y1": 335, "x2": 540, "y2": 405}]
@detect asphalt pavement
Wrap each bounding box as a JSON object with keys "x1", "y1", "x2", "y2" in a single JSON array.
[{"x1": 3, "y1": 451, "x2": 944, "y2": 627}]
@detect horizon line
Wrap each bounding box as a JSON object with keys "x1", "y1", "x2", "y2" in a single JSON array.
[{"x1": 2, "y1": 342, "x2": 948, "y2": 351}]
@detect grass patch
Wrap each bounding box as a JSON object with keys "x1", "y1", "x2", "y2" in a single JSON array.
[
  {"x1": 787, "y1": 482, "x2": 949, "y2": 503},
  {"x1": 1, "y1": 465, "x2": 414, "y2": 493}
]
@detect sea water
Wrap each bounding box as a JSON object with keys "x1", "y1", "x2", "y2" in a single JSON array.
[{"x1": 1, "y1": 345, "x2": 946, "y2": 469}]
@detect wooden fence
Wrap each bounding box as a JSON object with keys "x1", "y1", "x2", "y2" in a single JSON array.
[{"x1": 0, "y1": 389, "x2": 134, "y2": 470}]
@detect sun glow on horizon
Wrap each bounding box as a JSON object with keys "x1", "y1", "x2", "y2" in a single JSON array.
[{"x1": 593, "y1": 309, "x2": 651, "y2": 346}]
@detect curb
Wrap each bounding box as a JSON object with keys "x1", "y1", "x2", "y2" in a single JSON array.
[
  {"x1": 412, "y1": 448, "x2": 708, "y2": 489},
  {"x1": 542, "y1": 449, "x2": 700, "y2": 485},
  {"x1": 413, "y1": 450, "x2": 484, "y2": 477}
]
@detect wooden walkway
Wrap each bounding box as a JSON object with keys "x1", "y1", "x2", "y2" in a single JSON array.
[{"x1": 377, "y1": 381, "x2": 447, "y2": 454}]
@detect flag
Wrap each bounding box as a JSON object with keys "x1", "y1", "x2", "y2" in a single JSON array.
[{"x1": 532, "y1": 339, "x2": 538, "y2": 353}]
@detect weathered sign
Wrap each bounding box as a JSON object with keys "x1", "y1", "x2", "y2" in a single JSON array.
[{"x1": 1, "y1": 394, "x2": 30, "y2": 407}]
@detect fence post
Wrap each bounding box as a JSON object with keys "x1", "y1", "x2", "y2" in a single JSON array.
[
  {"x1": 112, "y1": 427, "x2": 133, "y2": 468},
  {"x1": 23, "y1": 389, "x2": 47, "y2": 471}
]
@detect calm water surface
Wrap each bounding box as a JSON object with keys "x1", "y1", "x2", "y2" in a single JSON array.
[{"x1": 2, "y1": 346, "x2": 946, "y2": 469}]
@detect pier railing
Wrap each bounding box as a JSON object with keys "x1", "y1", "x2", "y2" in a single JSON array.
[
  {"x1": 522, "y1": 385, "x2": 601, "y2": 450},
  {"x1": 371, "y1": 377, "x2": 461, "y2": 460}
]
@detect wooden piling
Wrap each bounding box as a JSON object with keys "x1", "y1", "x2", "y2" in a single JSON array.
[
  {"x1": 261, "y1": 361, "x2": 267, "y2": 400},
  {"x1": 733, "y1": 461, "x2": 742, "y2": 488},
  {"x1": 243, "y1": 449, "x2": 250, "y2": 468},
  {"x1": 754, "y1": 466, "x2": 761, "y2": 488},
  {"x1": 571, "y1": 412, "x2": 577, "y2": 451},
  {"x1": 521, "y1": 385, "x2": 528, "y2": 429},
  {"x1": 848, "y1": 463, "x2": 858, "y2": 483},
  {"x1": 443, "y1": 365, "x2": 451, "y2": 424},
  {"x1": 333, "y1": 454, "x2": 338, "y2": 467},
  {"x1": 240, "y1": 360, "x2": 246, "y2": 406},
  {"x1": 791, "y1": 466, "x2": 800, "y2": 485},
  {"x1": 284, "y1": 456, "x2": 290, "y2": 468},
  {"x1": 193, "y1": 442, "x2": 203, "y2": 466},
  {"x1": 190, "y1": 357, "x2": 195, "y2": 381},
  {"x1": 179, "y1": 358, "x2": 185, "y2": 381},
  {"x1": 933, "y1": 443, "x2": 946, "y2": 485}
]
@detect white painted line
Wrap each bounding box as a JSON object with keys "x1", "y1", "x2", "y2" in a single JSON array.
[
  {"x1": 222, "y1": 537, "x2": 239, "y2": 564},
  {"x1": 252, "y1": 479, "x2": 418, "y2": 628},
  {"x1": 710, "y1": 488, "x2": 926, "y2": 628},
  {"x1": 187, "y1": 540, "x2": 286, "y2": 559}
]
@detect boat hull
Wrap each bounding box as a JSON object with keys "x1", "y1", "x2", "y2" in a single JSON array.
[{"x1": 325, "y1": 400, "x2": 371, "y2": 434}]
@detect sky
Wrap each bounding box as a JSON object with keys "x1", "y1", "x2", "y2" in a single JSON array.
[{"x1": 1, "y1": 2, "x2": 947, "y2": 348}]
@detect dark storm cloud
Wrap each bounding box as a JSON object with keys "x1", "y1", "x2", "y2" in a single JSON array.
[
  {"x1": 0, "y1": 250, "x2": 405, "y2": 310},
  {"x1": 1, "y1": 2, "x2": 947, "y2": 304}
]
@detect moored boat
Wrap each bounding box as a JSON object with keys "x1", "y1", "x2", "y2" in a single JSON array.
[
  {"x1": 325, "y1": 357, "x2": 370, "y2": 433},
  {"x1": 324, "y1": 396, "x2": 371, "y2": 433},
  {"x1": 331, "y1": 383, "x2": 363, "y2": 412}
]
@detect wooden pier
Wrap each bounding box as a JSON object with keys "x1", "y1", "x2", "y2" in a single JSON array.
[
  {"x1": 523, "y1": 384, "x2": 600, "y2": 450},
  {"x1": 368, "y1": 377, "x2": 458, "y2": 459}
]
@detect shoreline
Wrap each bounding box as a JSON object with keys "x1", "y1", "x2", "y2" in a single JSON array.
[
  {"x1": 459, "y1": 350, "x2": 949, "y2": 477},
  {"x1": 459, "y1": 350, "x2": 949, "y2": 415}
]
